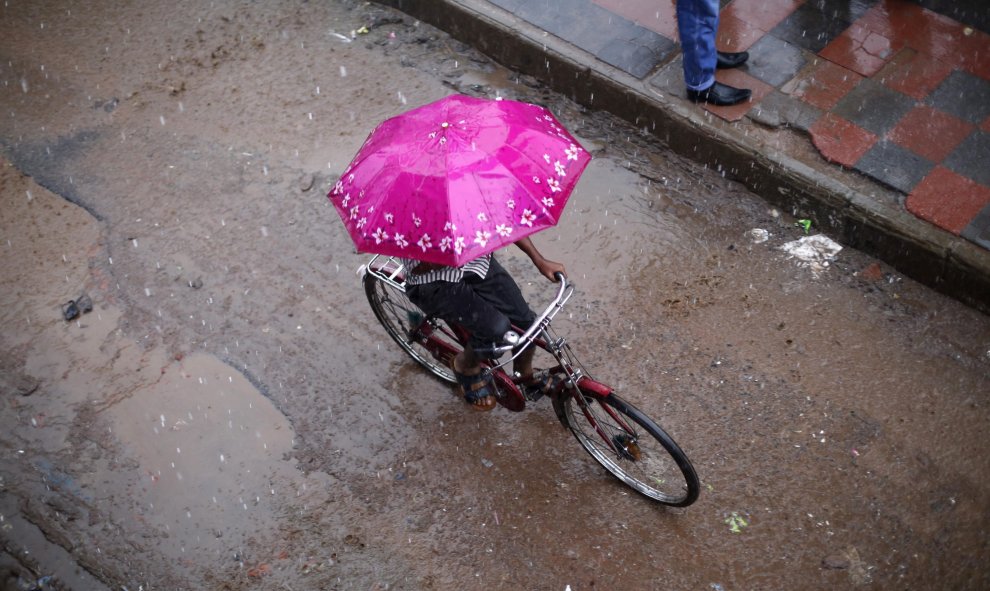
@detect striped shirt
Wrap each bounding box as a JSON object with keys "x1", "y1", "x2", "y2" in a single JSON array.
[{"x1": 401, "y1": 254, "x2": 492, "y2": 286}]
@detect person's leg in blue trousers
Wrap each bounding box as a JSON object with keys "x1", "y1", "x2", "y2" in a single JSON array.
[{"x1": 677, "y1": 0, "x2": 720, "y2": 92}]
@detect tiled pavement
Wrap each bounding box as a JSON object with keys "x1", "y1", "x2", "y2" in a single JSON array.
[{"x1": 486, "y1": 0, "x2": 990, "y2": 251}]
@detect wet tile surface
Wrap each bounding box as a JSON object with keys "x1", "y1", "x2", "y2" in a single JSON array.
[
  {"x1": 596, "y1": 29, "x2": 678, "y2": 78},
  {"x1": 855, "y1": 139, "x2": 934, "y2": 193},
  {"x1": 765, "y1": 0, "x2": 879, "y2": 53},
  {"x1": 809, "y1": 113, "x2": 878, "y2": 166},
  {"x1": 833, "y1": 79, "x2": 915, "y2": 136},
  {"x1": 786, "y1": 58, "x2": 863, "y2": 110},
  {"x1": 819, "y1": 23, "x2": 900, "y2": 77},
  {"x1": 943, "y1": 130, "x2": 990, "y2": 187},
  {"x1": 593, "y1": 0, "x2": 679, "y2": 40},
  {"x1": 926, "y1": 70, "x2": 990, "y2": 125},
  {"x1": 887, "y1": 105, "x2": 974, "y2": 163},
  {"x1": 753, "y1": 90, "x2": 822, "y2": 131},
  {"x1": 876, "y1": 48, "x2": 954, "y2": 100},
  {"x1": 909, "y1": 167, "x2": 990, "y2": 234},
  {"x1": 745, "y1": 34, "x2": 807, "y2": 87}
]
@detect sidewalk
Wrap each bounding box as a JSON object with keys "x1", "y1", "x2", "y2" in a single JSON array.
[{"x1": 382, "y1": 0, "x2": 990, "y2": 312}]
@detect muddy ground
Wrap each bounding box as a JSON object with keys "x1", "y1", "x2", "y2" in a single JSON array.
[{"x1": 1, "y1": 1, "x2": 989, "y2": 590}]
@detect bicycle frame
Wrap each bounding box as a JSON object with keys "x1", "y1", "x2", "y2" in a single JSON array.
[{"x1": 361, "y1": 255, "x2": 615, "y2": 410}]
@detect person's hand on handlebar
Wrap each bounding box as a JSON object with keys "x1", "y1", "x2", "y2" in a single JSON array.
[{"x1": 513, "y1": 236, "x2": 567, "y2": 282}]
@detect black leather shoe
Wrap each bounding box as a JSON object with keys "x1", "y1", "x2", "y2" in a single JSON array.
[
  {"x1": 686, "y1": 81, "x2": 752, "y2": 106},
  {"x1": 716, "y1": 51, "x2": 749, "y2": 69}
]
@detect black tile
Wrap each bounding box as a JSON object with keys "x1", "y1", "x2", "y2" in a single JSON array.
[
  {"x1": 944, "y1": 130, "x2": 990, "y2": 187},
  {"x1": 596, "y1": 28, "x2": 677, "y2": 78},
  {"x1": 769, "y1": 0, "x2": 878, "y2": 53},
  {"x1": 745, "y1": 35, "x2": 808, "y2": 88},
  {"x1": 649, "y1": 55, "x2": 688, "y2": 96},
  {"x1": 962, "y1": 203, "x2": 990, "y2": 250},
  {"x1": 833, "y1": 79, "x2": 916, "y2": 135},
  {"x1": 751, "y1": 90, "x2": 823, "y2": 131},
  {"x1": 514, "y1": 0, "x2": 676, "y2": 77},
  {"x1": 926, "y1": 70, "x2": 990, "y2": 124},
  {"x1": 854, "y1": 140, "x2": 934, "y2": 193}
]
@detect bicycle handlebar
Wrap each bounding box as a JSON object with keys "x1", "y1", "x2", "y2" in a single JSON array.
[{"x1": 491, "y1": 272, "x2": 572, "y2": 357}]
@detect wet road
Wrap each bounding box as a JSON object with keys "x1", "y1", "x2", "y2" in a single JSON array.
[{"x1": 1, "y1": 1, "x2": 989, "y2": 590}]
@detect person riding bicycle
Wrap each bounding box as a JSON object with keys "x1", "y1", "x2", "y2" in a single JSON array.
[{"x1": 401, "y1": 236, "x2": 566, "y2": 411}]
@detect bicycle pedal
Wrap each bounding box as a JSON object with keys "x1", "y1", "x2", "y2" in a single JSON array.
[{"x1": 523, "y1": 389, "x2": 545, "y2": 402}]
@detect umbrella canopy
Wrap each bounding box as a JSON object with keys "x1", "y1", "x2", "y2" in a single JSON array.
[{"x1": 329, "y1": 94, "x2": 591, "y2": 267}]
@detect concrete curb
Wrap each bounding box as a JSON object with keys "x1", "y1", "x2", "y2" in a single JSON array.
[{"x1": 381, "y1": 0, "x2": 990, "y2": 314}]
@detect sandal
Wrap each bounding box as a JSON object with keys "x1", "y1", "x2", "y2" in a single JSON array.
[
  {"x1": 452, "y1": 366, "x2": 497, "y2": 412},
  {"x1": 518, "y1": 369, "x2": 557, "y2": 402}
]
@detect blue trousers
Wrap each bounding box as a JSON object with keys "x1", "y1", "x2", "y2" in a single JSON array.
[{"x1": 677, "y1": 0, "x2": 720, "y2": 91}]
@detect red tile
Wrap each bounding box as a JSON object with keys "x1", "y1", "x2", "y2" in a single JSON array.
[
  {"x1": 809, "y1": 113, "x2": 878, "y2": 167},
  {"x1": 716, "y1": 12, "x2": 765, "y2": 52},
  {"x1": 956, "y1": 26, "x2": 990, "y2": 81},
  {"x1": 722, "y1": 0, "x2": 802, "y2": 33},
  {"x1": 593, "y1": 0, "x2": 678, "y2": 39},
  {"x1": 887, "y1": 105, "x2": 974, "y2": 163},
  {"x1": 907, "y1": 167, "x2": 990, "y2": 235},
  {"x1": 859, "y1": 0, "x2": 984, "y2": 78},
  {"x1": 820, "y1": 23, "x2": 900, "y2": 77},
  {"x1": 700, "y1": 69, "x2": 775, "y2": 122},
  {"x1": 785, "y1": 58, "x2": 863, "y2": 110},
  {"x1": 877, "y1": 48, "x2": 953, "y2": 100}
]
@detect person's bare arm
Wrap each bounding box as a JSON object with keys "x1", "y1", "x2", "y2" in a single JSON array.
[{"x1": 514, "y1": 236, "x2": 566, "y2": 282}]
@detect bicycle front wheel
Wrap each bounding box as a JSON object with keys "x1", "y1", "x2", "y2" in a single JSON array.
[
  {"x1": 364, "y1": 271, "x2": 459, "y2": 384},
  {"x1": 561, "y1": 390, "x2": 700, "y2": 506}
]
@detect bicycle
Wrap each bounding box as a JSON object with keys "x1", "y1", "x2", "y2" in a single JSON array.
[{"x1": 362, "y1": 254, "x2": 700, "y2": 507}]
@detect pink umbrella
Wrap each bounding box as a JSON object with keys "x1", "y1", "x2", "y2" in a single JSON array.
[{"x1": 329, "y1": 94, "x2": 591, "y2": 267}]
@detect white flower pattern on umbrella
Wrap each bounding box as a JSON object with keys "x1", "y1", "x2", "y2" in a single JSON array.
[
  {"x1": 394, "y1": 233, "x2": 408, "y2": 248},
  {"x1": 521, "y1": 209, "x2": 536, "y2": 227},
  {"x1": 554, "y1": 161, "x2": 566, "y2": 177},
  {"x1": 474, "y1": 230, "x2": 491, "y2": 248},
  {"x1": 547, "y1": 178, "x2": 561, "y2": 192},
  {"x1": 565, "y1": 144, "x2": 580, "y2": 161},
  {"x1": 542, "y1": 197, "x2": 554, "y2": 208},
  {"x1": 496, "y1": 224, "x2": 512, "y2": 237},
  {"x1": 439, "y1": 236, "x2": 452, "y2": 252},
  {"x1": 417, "y1": 234, "x2": 432, "y2": 251},
  {"x1": 453, "y1": 236, "x2": 466, "y2": 255},
  {"x1": 373, "y1": 228, "x2": 388, "y2": 244}
]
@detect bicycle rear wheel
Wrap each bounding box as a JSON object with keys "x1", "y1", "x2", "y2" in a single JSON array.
[
  {"x1": 561, "y1": 389, "x2": 700, "y2": 506},
  {"x1": 364, "y1": 271, "x2": 459, "y2": 384}
]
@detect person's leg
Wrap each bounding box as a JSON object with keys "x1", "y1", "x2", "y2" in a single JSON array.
[
  {"x1": 468, "y1": 258, "x2": 542, "y2": 382},
  {"x1": 677, "y1": 0, "x2": 751, "y2": 106},
  {"x1": 406, "y1": 280, "x2": 512, "y2": 409},
  {"x1": 677, "y1": 0, "x2": 719, "y2": 92}
]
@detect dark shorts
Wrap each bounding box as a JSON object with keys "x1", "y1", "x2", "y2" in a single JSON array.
[{"x1": 405, "y1": 257, "x2": 536, "y2": 357}]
